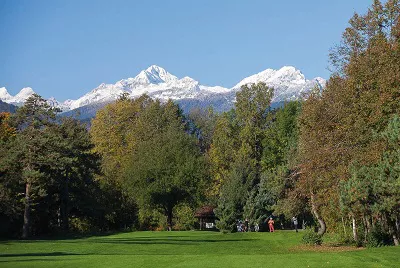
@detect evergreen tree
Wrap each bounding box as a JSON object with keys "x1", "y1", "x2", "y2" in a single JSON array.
[{"x1": 8, "y1": 94, "x2": 59, "y2": 238}]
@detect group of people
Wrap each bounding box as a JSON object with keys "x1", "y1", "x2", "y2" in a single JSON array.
[
  {"x1": 266, "y1": 216, "x2": 299, "y2": 232},
  {"x1": 236, "y1": 216, "x2": 299, "y2": 233},
  {"x1": 236, "y1": 218, "x2": 260, "y2": 232}
]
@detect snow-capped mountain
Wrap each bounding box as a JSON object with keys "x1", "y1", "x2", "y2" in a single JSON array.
[
  {"x1": 0, "y1": 87, "x2": 12, "y2": 102},
  {"x1": 0, "y1": 65, "x2": 325, "y2": 117},
  {"x1": 0, "y1": 87, "x2": 36, "y2": 104},
  {"x1": 64, "y1": 65, "x2": 234, "y2": 111},
  {"x1": 233, "y1": 66, "x2": 326, "y2": 102}
]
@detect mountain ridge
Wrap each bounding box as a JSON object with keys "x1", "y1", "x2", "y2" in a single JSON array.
[{"x1": 0, "y1": 65, "x2": 326, "y2": 117}]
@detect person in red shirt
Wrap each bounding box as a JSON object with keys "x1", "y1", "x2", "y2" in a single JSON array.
[{"x1": 268, "y1": 217, "x2": 275, "y2": 232}]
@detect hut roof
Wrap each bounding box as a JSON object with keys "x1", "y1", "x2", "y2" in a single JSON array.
[{"x1": 194, "y1": 206, "x2": 215, "y2": 218}]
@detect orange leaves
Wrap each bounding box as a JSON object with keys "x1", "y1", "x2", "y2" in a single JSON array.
[{"x1": 0, "y1": 112, "x2": 16, "y2": 141}]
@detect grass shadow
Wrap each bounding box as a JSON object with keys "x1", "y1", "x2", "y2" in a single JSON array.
[
  {"x1": 91, "y1": 237, "x2": 255, "y2": 245},
  {"x1": 0, "y1": 252, "x2": 85, "y2": 258}
]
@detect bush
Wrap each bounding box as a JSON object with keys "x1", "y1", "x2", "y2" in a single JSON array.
[
  {"x1": 70, "y1": 217, "x2": 93, "y2": 234},
  {"x1": 366, "y1": 226, "x2": 393, "y2": 248},
  {"x1": 302, "y1": 227, "x2": 323, "y2": 245},
  {"x1": 173, "y1": 204, "x2": 196, "y2": 231}
]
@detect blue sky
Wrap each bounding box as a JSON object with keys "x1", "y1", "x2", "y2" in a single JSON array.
[{"x1": 1, "y1": 0, "x2": 372, "y2": 101}]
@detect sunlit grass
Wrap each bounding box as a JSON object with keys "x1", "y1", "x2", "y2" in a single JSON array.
[{"x1": 1, "y1": 231, "x2": 399, "y2": 267}]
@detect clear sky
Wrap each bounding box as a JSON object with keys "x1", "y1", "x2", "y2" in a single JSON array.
[{"x1": 1, "y1": 0, "x2": 372, "y2": 101}]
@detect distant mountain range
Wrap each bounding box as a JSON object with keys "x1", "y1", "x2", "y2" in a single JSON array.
[
  {"x1": 0, "y1": 65, "x2": 325, "y2": 118},
  {"x1": 0, "y1": 99, "x2": 16, "y2": 113}
]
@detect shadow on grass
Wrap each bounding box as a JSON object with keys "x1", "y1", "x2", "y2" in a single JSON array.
[
  {"x1": 1, "y1": 233, "x2": 257, "y2": 246},
  {"x1": 91, "y1": 237, "x2": 255, "y2": 245},
  {"x1": 0, "y1": 233, "x2": 216, "y2": 244},
  {"x1": 0, "y1": 230, "x2": 134, "y2": 243},
  {"x1": 0, "y1": 252, "x2": 84, "y2": 258}
]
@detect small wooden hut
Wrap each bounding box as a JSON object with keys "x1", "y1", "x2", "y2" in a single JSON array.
[{"x1": 194, "y1": 206, "x2": 217, "y2": 230}]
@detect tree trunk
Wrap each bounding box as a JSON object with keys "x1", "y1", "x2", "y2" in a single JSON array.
[
  {"x1": 22, "y1": 182, "x2": 31, "y2": 239},
  {"x1": 310, "y1": 193, "x2": 326, "y2": 235},
  {"x1": 166, "y1": 209, "x2": 173, "y2": 231},
  {"x1": 365, "y1": 215, "x2": 371, "y2": 234},
  {"x1": 341, "y1": 216, "x2": 347, "y2": 236},
  {"x1": 363, "y1": 217, "x2": 368, "y2": 242},
  {"x1": 352, "y1": 216, "x2": 358, "y2": 242},
  {"x1": 388, "y1": 218, "x2": 399, "y2": 246}
]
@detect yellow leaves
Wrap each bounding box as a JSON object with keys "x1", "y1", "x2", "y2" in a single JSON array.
[{"x1": 0, "y1": 112, "x2": 16, "y2": 141}]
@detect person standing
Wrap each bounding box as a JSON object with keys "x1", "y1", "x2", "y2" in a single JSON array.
[
  {"x1": 268, "y1": 217, "x2": 275, "y2": 232},
  {"x1": 245, "y1": 218, "x2": 249, "y2": 232},
  {"x1": 292, "y1": 216, "x2": 298, "y2": 232}
]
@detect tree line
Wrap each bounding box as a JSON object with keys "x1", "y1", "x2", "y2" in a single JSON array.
[{"x1": 0, "y1": 0, "x2": 399, "y2": 247}]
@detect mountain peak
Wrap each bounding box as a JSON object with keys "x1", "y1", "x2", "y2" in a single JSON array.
[
  {"x1": 273, "y1": 66, "x2": 305, "y2": 83},
  {"x1": 0, "y1": 87, "x2": 12, "y2": 100},
  {"x1": 133, "y1": 65, "x2": 178, "y2": 85},
  {"x1": 278, "y1": 66, "x2": 297, "y2": 72},
  {"x1": 18, "y1": 87, "x2": 35, "y2": 95},
  {"x1": 145, "y1": 64, "x2": 165, "y2": 73},
  {"x1": 15, "y1": 87, "x2": 35, "y2": 99}
]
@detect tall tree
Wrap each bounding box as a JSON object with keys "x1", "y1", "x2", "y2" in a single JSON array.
[
  {"x1": 9, "y1": 94, "x2": 59, "y2": 238},
  {"x1": 297, "y1": 0, "x2": 400, "y2": 238},
  {"x1": 235, "y1": 82, "x2": 274, "y2": 188},
  {"x1": 124, "y1": 100, "x2": 207, "y2": 229},
  {"x1": 47, "y1": 117, "x2": 100, "y2": 231},
  {"x1": 91, "y1": 95, "x2": 153, "y2": 186},
  {"x1": 214, "y1": 82, "x2": 274, "y2": 231},
  {"x1": 208, "y1": 110, "x2": 238, "y2": 198},
  {"x1": 246, "y1": 101, "x2": 303, "y2": 225}
]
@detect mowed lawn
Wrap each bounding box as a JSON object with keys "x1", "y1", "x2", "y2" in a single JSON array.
[{"x1": 0, "y1": 231, "x2": 399, "y2": 268}]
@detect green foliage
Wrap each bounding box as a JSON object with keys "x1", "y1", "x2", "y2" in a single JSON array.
[
  {"x1": 366, "y1": 224, "x2": 394, "y2": 248},
  {"x1": 262, "y1": 101, "x2": 301, "y2": 170},
  {"x1": 295, "y1": 0, "x2": 400, "y2": 239},
  {"x1": 173, "y1": 204, "x2": 196, "y2": 231},
  {"x1": 340, "y1": 115, "x2": 400, "y2": 244},
  {"x1": 302, "y1": 228, "x2": 323, "y2": 245},
  {"x1": 120, "y1": 99, "x2": 207, "y2": 228},
  {"x1": 208, "y1": 110, "x2": 238, "y2": 198},
  {"x1": 243, "y1": 169, "x2": 282, "y2": 226},
  {"x1": 214, "y1": 82, "x2": 274, "y2": 230},
  {"x1": 215, "y1": 158, "x2": 251, "y2": 232},
  {"x1": 251, "y1": 102, "x2": 302, "y2": 223},
  {"x1": 0, "y1": 95, "x2": 122, "y2": 238},
  {"x1": 188, "y1": 106, "x2": 217, "y2": 152},
  {"x1": 70, "y1": 217, "x2": 93, "y2": 234}
]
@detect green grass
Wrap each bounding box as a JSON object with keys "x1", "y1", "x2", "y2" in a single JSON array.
[{"x1": 0, "y1": 231, "x2": 399, "y2": 267}]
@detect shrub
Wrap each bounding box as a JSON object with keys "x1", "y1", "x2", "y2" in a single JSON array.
[
  {"x1": 173, "y1": 204, "x2": 196, "y2": 231},
  {"x1": 302, "y1": 227, "x2": 323, "y2": 245},
  {"x1": 70, "y1": 217, "x2": 93, "y2": 234},
  {"x1": 366, "y1": 226, "x2": 393, "y2": 248}
]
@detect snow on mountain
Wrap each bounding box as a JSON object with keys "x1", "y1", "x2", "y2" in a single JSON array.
[
  {"x1": 68, "y1": 83, "x2": 126, "y2": 110},
  {"x1": 0, "y1": 87, "x2": 12, "y2": 102},
  {"x1": 13, "y1": 87, "x2": 35, "y2": 102},
  {"x1": 66, "y1": 65, "x2": 221, "y2": 110},
  {"x1": 0, "y1": 87, "x2": 36, "y2": 105},
  {"x1": 133, "y1": 65, "x2": 178, "y2": 84},
  {"x1": 47, "y1": 97, "x2": 73, "y2": 111},
  {"x1": 233, "y1": 66, "x2": 325, "y2": 102},
  {"x1": 0, "y1": 65, "x2": 325, "y2": 115}
]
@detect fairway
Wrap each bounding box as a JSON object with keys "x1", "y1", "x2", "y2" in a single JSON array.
[{"x1": 0, "y1": 231, "x2": 399, "y2": 268}]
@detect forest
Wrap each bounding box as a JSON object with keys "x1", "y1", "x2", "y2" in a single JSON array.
[{"x1": 0, "y1": 0, "x2": 399, "y2": 248}]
